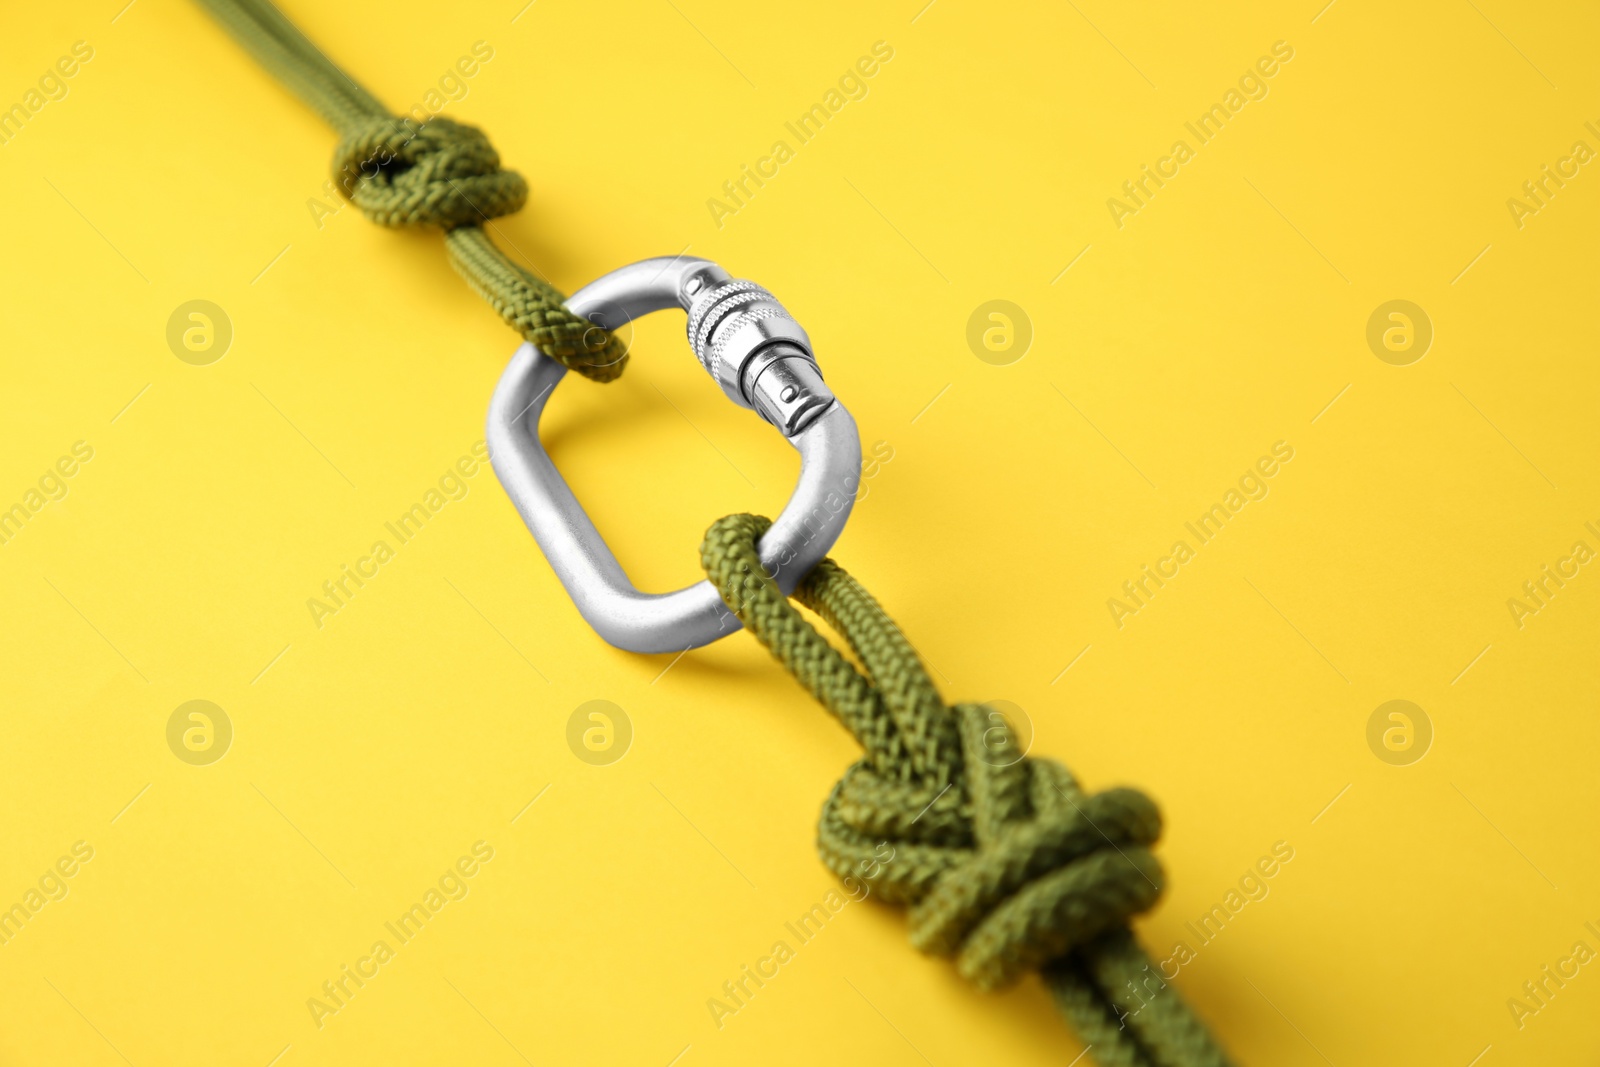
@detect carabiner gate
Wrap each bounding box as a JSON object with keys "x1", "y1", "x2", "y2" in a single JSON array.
[{"x1": 486, "y1": 257, "x2": 862, "y2": 654}]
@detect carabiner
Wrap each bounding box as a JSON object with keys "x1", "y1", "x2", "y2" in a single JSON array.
[{"x1": 486, "y1": 257, "x2": 862, "y2": 654}]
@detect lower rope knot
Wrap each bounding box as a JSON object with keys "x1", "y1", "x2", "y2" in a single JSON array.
[
  {"x1": 908, "y1": 761, "x2": 1164, "y2": 990},
  {"x1": 699, "y1": 512, "x2": 1234, "y2": 1064},
  {"x1": 332, "y1": 116, "x2": 527, "y2": 229},
  {"x1": 819, "y1": 704, "x2": 1165, "y2": 991}
]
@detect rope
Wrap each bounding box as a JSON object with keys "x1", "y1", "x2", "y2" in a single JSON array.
[
  {"x1": 193, "y1": 0, "x2": 627, "y2": 381},
  {"x1": 194, "y1": 2, "x2": 1236, "y2": 1060},
  {"x1": 701, "y1": 514, "x2": 1236, "y2": 1067}
]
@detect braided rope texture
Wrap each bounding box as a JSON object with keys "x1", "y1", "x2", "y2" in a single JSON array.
[
  {"x1": 701, "y1": 514, "x2": 1236, "y2": 1067},
  {"x1": 193, "y1": 0, "x2": 625, "y2": 381}
]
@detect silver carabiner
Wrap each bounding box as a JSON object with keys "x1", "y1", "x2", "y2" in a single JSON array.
[{"x1": 486, "y1": 257, "x2": 862, "y2": 654}]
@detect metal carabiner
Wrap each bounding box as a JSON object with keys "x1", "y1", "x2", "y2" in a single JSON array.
[{"x1": 486, "y1": 257, "x2": 862, "y2": 654}]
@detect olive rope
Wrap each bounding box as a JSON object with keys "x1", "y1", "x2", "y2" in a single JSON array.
[
  {"x1": 193, "y1": 0, "x2": 626, "y2": 381},
  {"x1": 194, "y1": 2, "x2": 1235, "y2": 1061},
  {"x1": 701, "y1": 514, "x2": 1235, "y2": 1067}
]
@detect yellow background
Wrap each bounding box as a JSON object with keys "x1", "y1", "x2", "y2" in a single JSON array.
[{"x1": 2, "y1": 0, "x2": 1598, "y2": 1064}]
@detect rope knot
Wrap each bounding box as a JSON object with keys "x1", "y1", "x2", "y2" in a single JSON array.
[
  {"x1": 332, "y1": 117, "x2": 527, "y2": 229},
  {"x1": 700, "y1": 513, "x2": 1233, "y2": 1063},
  {"x1": 328, "y1": 116, "x2": 627, "y2": 381},
  {"x1": 821, "y1": 705, "x2": 1164, "y2": 991}
]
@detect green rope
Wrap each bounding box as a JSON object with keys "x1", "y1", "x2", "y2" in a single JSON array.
[
  {"x1": 193, "y1": 0, "x2": 627, "y2": 381},
  {"x1": 193, "y1": 2, "x2": 1234, "y2": 1060},
  {"x1": 701, "y1": 514, "x2": 1236, "y2": 1067}
]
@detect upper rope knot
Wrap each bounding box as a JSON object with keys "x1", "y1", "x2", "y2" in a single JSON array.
[
  {"x1": 820, "y1": 705, "x2": 1165, "y2": 990},
  {"x1": 327, "y1": 116, "x2": 627, "y2": 382},
  {"x1": 332, "y1": 116, "x2": 527, "y2": 229}
]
